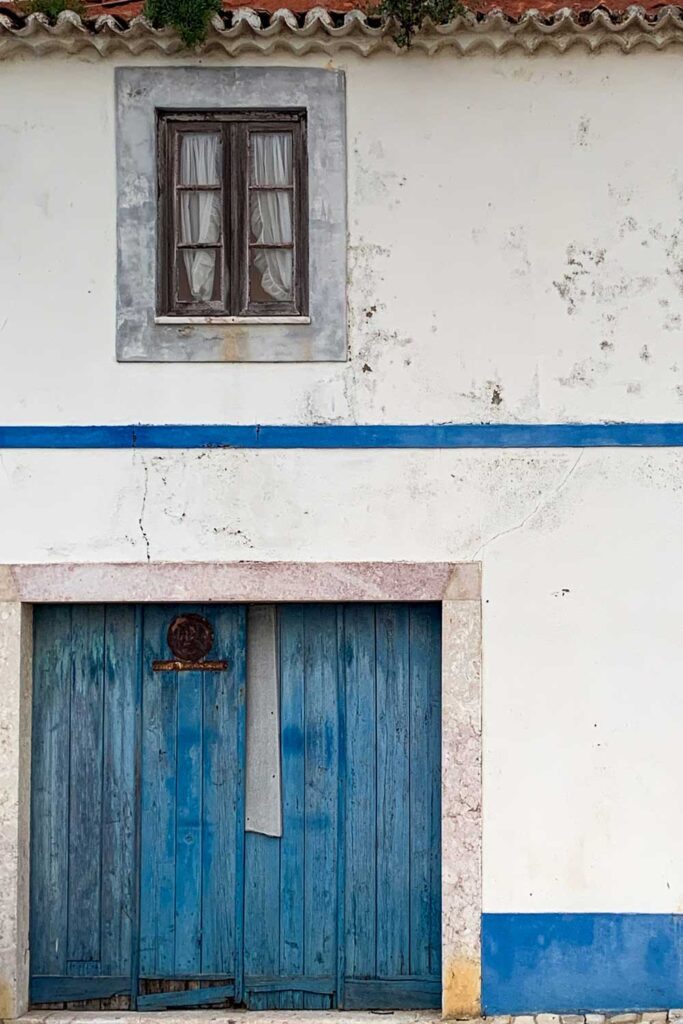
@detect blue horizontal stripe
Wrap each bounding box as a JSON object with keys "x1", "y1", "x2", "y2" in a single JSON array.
[
  {"x1": 1, "y1": 422, "x2": 683, "y2": 449},
  {"x1": 483, "y1": 913, "x2": 683, "y2": 1014}
]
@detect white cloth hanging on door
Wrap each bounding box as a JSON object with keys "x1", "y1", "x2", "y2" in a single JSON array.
[{"x1": 245, "y1": 605, "x2": 283, "y2": 837}]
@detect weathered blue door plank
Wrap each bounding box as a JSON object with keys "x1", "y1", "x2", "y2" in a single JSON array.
[
  {"x1": 409, "y1": 605, "x2": 442, "y2": 978},
  {"x1": 100, "y1": 605, "x2": 137, "y2": 977},
  {"x1": 302, "y1": 605, "x2": 339, "y2": 1010},
  {"x1": 137, "y1": 983, "x2": 236, "y2": 1010},
  {"x1": 344, "y1": 977, "x2": 442, "y2": 1008},
  {"x1": 335, "y1": 608, "x2": 347, "y2": 1009},
  {"x1": 201, "y1": 606, "x2": 246, "y2": 980},
  {"x1": 243, "y1": 830, "x2": 281, "y2": 1008},
  {"x1": 342, "y1": 604, "x2": 378, "y2": 984},
  {"x1": 67, "y1": 605, "x2": 105, "y2": 964},
  {"x1": 278, "y1": 605, "x2": 306, "y2": 1010},
  {"x1": 341, "y1": 603, "x2": 442, "y2": 1009},
  {"x1": 139, "y1": 604, "x2": 247, "y2": 987},
  {"x1": 31, "y1": 605, "x2": 138, "y2": 993},
  {"x1": 232, "y1": 606, "x2": 248, "y2": 1006},
  {"x1": 245, "y1": 975, "x2": 335, "y2": 993},
  {"x1": 31, "y1": 606, "x2": 73, "y2": 977},
  {"x1": 30, "y1": 976, "x2": 131, "y2": 1003},
  {"x1": 174, "y1": 666, "x2": 203, "y2": 975},
  {"x1": 139, "y1": 605, "x2": 179, "y2": 977},
  {"x1": 129, "y1": 604, "x2": 144, "y2": 1006},
  {"x1": 376, "y1": 604, "x2": 411, "y2": 979}
]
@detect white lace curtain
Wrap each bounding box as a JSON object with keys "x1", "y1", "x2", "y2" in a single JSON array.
[
  {"x1": 179, "y1": 132, "x2": 221, "y2": 303},
  {"x1": 179, "y1": 130, "x2": 294, "y2": 305},
  {"x1": 250, "y1": 132, "x2": 293, "y2": 302}
]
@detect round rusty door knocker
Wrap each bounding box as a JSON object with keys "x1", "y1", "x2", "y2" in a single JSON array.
[{"x1": 167, "y1": 613, "x2": 214, "y2": 662}]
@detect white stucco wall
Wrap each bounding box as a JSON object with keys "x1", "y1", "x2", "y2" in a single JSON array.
[
  {"x1": 1, "y1": 49, "x2": 683, "y2": 918},
  {"x1": 2, "y1": 49, "x2": 683, "y2": 422}
]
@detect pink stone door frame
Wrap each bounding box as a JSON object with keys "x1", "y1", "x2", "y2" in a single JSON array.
[{"x1": 0, "y1": 561, "x2": 482, "y2": 1020}]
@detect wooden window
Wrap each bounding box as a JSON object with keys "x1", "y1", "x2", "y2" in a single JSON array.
[{"x1": 157, "y1": 110, "x2": 308, "y2": 319}]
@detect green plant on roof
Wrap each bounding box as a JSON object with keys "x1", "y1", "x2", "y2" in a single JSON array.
[
  {"x1": 143, "y1": 0, "x2": 222, "y2": 46},
  {"x1": 372, "y1": 0, "x2": 466, "y2": 46},
  {"x1": 22, "y1": 0, "x2": 85, "y2": 19}
]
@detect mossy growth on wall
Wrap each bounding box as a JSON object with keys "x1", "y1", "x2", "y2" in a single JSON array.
[
  {"x1": 142, "y1": 0, "x2": 221, "y2": 46},
  {"x1": 373, "y1": 0, "x2": 466, "y2": 45}
]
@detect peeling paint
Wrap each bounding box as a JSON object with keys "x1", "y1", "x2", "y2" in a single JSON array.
[
  {"x1": 553, "y1": 245, "x2": 605, "y2": 316},
  {"x1": 558, "y1": 359, "x2": 608, "y2": 389},
  {"x1": 502, "y1": 226, "x2": 531, "y2": 278}
]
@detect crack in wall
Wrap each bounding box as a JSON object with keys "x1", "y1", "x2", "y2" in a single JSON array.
[
  {"x1": 133, "y1": 446, "x2": 151, "y2": 562},
  {"x1": 470, "y1": 451, "x2": 585, "y2": 560}
]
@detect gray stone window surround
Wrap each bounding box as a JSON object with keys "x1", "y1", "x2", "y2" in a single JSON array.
[{"x1": 115, "y1": 66, "x2": 347, "y2": 362}]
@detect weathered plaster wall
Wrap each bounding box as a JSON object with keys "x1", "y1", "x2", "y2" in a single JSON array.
[
  {"x1": 2, "y1": 50, "x2": 683, "y2": 420},
  {"x1": 2, "y1": 46, "x2": 683, "y2": 968},
  {"x1": 0, "y1": 445, "x2": 682, "y2": 917}
]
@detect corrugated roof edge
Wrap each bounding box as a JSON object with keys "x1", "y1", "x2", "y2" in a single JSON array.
[{"x1": 1, "y1": 3, "x2": 682, "y2": 55}]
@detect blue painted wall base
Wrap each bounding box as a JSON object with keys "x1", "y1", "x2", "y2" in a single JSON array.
[{"x1": 483, "y1": 913, "x2": 683, "y2": 1014}]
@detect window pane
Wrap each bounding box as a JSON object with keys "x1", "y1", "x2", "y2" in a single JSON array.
[
  {"x1": 178, "y1": 249, "x2": 220, "y2": 304},
  {"x1": 250, "y1": 132, "x2": 293, "y2": 187},
  {"x1": 179, "y1": 132, "x2": 221, "y2": 186},
  {"x1": 179, "y1": 191, "x2": 221, "y2": 244},
  {"x1": 249, "y1": 191, "x2": 292, "y2": 246},
  {"x1": 250, "y1": 249, "x2": 293, "y2": 303}
]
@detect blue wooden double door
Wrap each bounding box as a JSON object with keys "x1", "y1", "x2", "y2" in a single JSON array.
[{"x1": 30, "y1": 603, "x2": 442, "y2": 1010}]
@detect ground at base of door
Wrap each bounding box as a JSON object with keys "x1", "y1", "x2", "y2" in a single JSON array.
[
  {"x1": 10, "y1": 1011, "x2": 683, "y2": 1024},
  {"x1": 10, "y1": 1013, "x2": 437, "y2": 1024}
]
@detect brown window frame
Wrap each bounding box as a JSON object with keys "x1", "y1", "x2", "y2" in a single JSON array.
[{"x1": 157, "y1": 109, "x2": 309, "y2": 319}]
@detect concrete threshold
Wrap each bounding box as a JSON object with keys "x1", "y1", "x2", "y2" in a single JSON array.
[{"x1": 15, "y1": 1014, "x2": 442, "y2": 1024}]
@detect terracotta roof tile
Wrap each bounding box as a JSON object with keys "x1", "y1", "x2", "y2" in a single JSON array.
[
  {"x1": 2, "y1": 0, "x2": 681, "y2": 57},
  {"x1": 0, "y1": 0, "x2": 672, "y2": 19}
]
